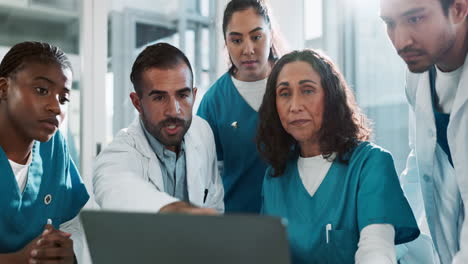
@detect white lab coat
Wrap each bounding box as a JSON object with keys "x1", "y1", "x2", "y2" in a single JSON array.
[
  {"x1": 93, "y1": 115, "x2": 224, "y2": 213},
  {"x1": 401, "y1": 53, "x2": 468, "y2": 264}
]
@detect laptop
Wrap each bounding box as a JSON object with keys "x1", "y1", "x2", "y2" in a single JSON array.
[{"x1": 80, "y1": 210, "x2": 291, "y2": 264}]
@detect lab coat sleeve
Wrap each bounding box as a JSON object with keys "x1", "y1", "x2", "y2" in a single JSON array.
[
  {"x1": 93, "y1": 140, "x2": 178, "y2": 213},
  {"x1": 453, "y1": 214, "x2": 468, "y2": 264},
  {"x1": 355, "y1": 224, "x2": 396, "y2": 264},
  {"x1": 397, "y1": 233, "x2": 440, "y2": 264},
  {"x1": 201, "y1": 119, "x2": 225, "y2": 213},
  {"x1": 60, "y1": 216, "x2": 86, "y2": 263},
  {"x1": 452, "y1": 164, "x2": 468, "y2": 264},
  {"x1": 400, "y1": 71, "x2": 425, "y2": 224},
  {"x1": 400, "y1": 107, "x2": 425, "y2": 223},
  {"x1": 453, "y1": 122, "x2": 468, "y2": 263},
  {"x1": 453, "y1": 195, "x2": 468, "y2": 263}
]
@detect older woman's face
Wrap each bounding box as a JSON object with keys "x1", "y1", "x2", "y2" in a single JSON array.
[{"x1": 275, "y1": 61, "x2": 324, "y2": 151}]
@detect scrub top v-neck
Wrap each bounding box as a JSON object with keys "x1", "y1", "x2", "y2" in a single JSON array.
[
  {"x1": 262, "y1": 142, "x2": 419, "y2": 264},
  {"x1": 198, "y1": 72, "x2": 268, "y2": 213},
  {"x1": 0, "y1": 131, "x2": 89, "y2": 253}
]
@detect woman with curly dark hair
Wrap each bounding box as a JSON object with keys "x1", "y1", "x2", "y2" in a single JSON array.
[{"x1": 257, "y1": 49, "x2": 419, "y2": 264}]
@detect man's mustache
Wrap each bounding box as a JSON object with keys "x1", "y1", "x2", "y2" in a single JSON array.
[
  {"x1": 398, "y1": 47, "x2": 425, "y2": 57},
  {"x1": 160, "y1": 117, "x2": 186, "y2": 126}
]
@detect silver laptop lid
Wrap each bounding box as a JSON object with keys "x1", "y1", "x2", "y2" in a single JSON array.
[{"x1": 81, "y1": 210, "x2": 291, "y2": 264}]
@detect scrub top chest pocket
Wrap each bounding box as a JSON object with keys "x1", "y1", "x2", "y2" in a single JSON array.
[
  {"x1": 324, "y1": 228, "x2": 359, "y2": 264},
  {"x1": 261, "y1": 142, "x2": 420, "y2": 264}
]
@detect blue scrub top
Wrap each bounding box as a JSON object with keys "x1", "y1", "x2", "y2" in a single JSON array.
[
  {"x1": 197, "y1": 72, "x2": 268, "y2": 213},
  {"x1": 0, "y1": 131, "x2": 89, "y2": 253},
  {"x1": 262, "y1": 142, "x2": 419, "y2": 264}
]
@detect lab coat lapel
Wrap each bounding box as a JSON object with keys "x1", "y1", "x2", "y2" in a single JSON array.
[
  {"x1": 129, "y1": 119, "x2": 165, "y2": 191},
  {"x1": 414, "y1": 71, "x2": 437, "y2": 175},
  {"x1": 184, "y1": 125, "x2": 203, "y2": 206},
  {"x1": 448, "y1": 53, "x2": 468, "y2": 201}
]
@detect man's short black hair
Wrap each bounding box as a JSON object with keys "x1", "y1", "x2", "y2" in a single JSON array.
[{"x1": 130, "y1": 42, "x2": 194, "y2": 97}]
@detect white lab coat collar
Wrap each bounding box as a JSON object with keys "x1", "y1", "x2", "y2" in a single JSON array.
[
  {"x1": 450, "y1": 54, "x2": 468, "y2": 120},
  {"x1": 125, "y1": 117, "x2": 205, "y2": 205},
  {"x1": 412, "y1": 53, "x2": 468, "y2": 174}
]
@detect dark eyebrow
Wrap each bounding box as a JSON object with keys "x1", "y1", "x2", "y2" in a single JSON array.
[
  {"x1": 380, "y1": 7, "x2": 425, "y2": 21},
  {"x1": 148, "y1": 90, "x2": 167, "y2": 97},
  {"x1": 249, "y1": 27, "x2": 263, "y2": 34},
  {"x1": 228, "y1": 27, "x2": 264, "y2": 37},
  {"x1": 177, "y1": 87, "x2": 191, "y2": 94},
  {"x1": 276, "y1": 79, "x2": 318, "y2": 88},
  {"x1": 34, "y1": 76, "x2": 71, "y2": 93},
  {"x1": 402, "y1": 7, "x2": 425, "y2": 17},
  {"x1": 229, "y1": 32, "x2": 243, "y2": 37},
  {"x1": 34, "y1": 76, "x2": 55, "y2": 84},
  {"x1": 147, "y1": 87, "x2": 192, "y2": 97},
  {"x1": 276, "y1": 81, "x2": 289, "y2": 88},
  {"x1": 299, "y1": 80, "x2": 318, "y2": 85}
]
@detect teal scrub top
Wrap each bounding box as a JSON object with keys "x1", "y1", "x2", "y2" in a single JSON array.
[
  {"x1": 262, "y1": 142, "x2": 419, "y2": 264},
  {"x1": 197, "y1": 72, "x2": 268, "y2": 213},
  {"x1": 0, "y1": 131, "x2": 89, "y2": 253}
]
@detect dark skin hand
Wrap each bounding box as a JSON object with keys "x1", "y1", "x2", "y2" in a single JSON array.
[
  {"x1": 28, "y1": 224, "x2": 75, "y2": 264},
  {"x1": 0, "y1": 225, "x2": 75, "y2": 264},
  {"x1": 160, "y1": 201, "x2": 218, "y2": 215},
  {"x1": 0, "y1": 235, "x2": 41, "y2": 263}
]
